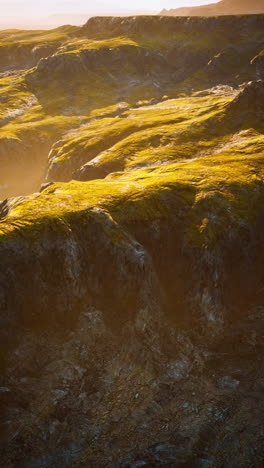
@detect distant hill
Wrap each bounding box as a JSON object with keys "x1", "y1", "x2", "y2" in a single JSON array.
[
  {"x1": 0, "y1": 10, "x2": 154, "y2": 30},
  {"x1": 161, "y1": 0, "x2": 264, "y2": 16}
]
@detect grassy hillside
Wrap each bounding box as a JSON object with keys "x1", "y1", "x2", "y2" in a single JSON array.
[
  {"x1": 0, "y1": 15, "x2": 263, "y2": 199},
  {"x1": 0, "y1": 15, "x2": 264, "y2": 468}
]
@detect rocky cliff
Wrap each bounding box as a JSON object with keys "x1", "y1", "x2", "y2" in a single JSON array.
[{"x1": 0, "y1": 15, "x2": 264, "y2": 468}]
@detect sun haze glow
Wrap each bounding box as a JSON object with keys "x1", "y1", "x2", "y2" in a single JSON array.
[
  {"x1": 0, "y1": 0, "x2": 220, "y2": 28},
  {"x1": 0, "y1": 0, "x2": 219, "y2": 17}
]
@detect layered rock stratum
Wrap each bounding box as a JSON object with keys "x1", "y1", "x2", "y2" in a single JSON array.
[{"x1": 0, "y1": 14, "x2": 264, "y2": 468}]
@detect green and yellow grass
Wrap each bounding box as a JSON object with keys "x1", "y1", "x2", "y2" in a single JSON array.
[
  {"x1": 1, "y1": 120, "x2": 263, "y2": 250},
  {"x1": 0, "y1": 15, "x2": 263, "y2": 241},
  {"x1": 47, "y1": 94, "x2": 231, "y2": 179},
  {"x1": 0, "y1": 25, "x2": 79, "y2": 68}
]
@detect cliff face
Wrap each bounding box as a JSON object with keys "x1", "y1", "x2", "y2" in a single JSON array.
[
  {"x1": 0, "y1": 26, "x2": 79, "y2": 72},
  {"x1": 251, "y1": 49, "x2": 264, "y2": 79},
  {"x1": 161, "y1": 0, "x2": 264, "y2": 16},
  {"x1": 0, "y1": 15, "x2": 264, "y2": 468}
]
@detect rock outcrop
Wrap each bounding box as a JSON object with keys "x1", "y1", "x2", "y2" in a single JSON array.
[
  {"x1": 1, "y1": 141, "x2": 264, "y2": 465},
  {"x1": 0, "y1": 14, "x2": 264, "y2": 468},
  {"x1": 227, "y1": 79, "x2": 264, "y2": 124},
  {"x1": 251, "y1": 50, "x2": 264, "y2": 79},
  {"x1": 0, "y1": 26, "x2": 77, "y2": 72}
]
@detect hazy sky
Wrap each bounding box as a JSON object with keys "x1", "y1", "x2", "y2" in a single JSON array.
[{"x1": 0, "y1": 0, "x2": 219, "y2": 17}]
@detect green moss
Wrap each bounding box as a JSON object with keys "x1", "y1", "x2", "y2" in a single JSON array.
[
  {"x1": 1, "y1": 16, "x2": 263, "y2": 238},
  {"x1": 23, "y1": 15, "x2": 261, "y2": 113},
  {"x1": 0, "y1": 26, "x2": 80, "y2": 68},
  {"x1": 57, "y1": 36, "x2": 139, "y2": 55},
  {"x1": 0, "y1": 14, "x2": 258, "y2": 133},
  {"x1": 1, "y1": 125, "x2": 263, "y2": 250},
  {"x1": 47, "y1": 94, "x2": 231, "y2": 179}
]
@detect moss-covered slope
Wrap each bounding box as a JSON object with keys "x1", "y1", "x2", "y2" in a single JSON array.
[
  {"x1": 27, "y1": 15, "x2": 264, "y2": 112},
  {"x1": 0, "y1": 26, "x2": 79, "y2": 72},
  {"x1": 1, "y1": 15, "x2": 264, "y2": 468},
  {"x1": 46, "y1": 93, "x2": 232, "y2": 182},
  {"x1": 1, "y1": 81, "x2": 264, "y2": 328},
  {"x1": 0, "y1": 15, "x2": 263, "y2": 199}
]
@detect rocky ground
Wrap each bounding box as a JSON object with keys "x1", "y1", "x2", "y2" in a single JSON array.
[
  {"x1": 1, "y1": 305, "x2": 264, "y2": 467},
  {"x1": 0, "y1": 14, "x2": 264, "y2": 468}
]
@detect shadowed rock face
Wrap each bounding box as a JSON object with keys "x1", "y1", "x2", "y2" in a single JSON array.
[
  {"x1": 227, "y1": 79, "x2": 264, "y2": 118},
  {"x1": 0, "y1": 14, "x2": 264, "y2": 468},
  {"x1": 1, "y1": 173, "x2": 264, "y2": 467},
  {"x1": 0, "y1": 43, "x2": 58, "y2": 72},
  {"x1": 83, "y1": 13, "x2": 264, "y2": 33},
  {"x1": 251, "y1": 50, "x2": 264, "y2": 79},
  {"x1": 160, "y1": 0, "x2": 264, "y2": 16}
]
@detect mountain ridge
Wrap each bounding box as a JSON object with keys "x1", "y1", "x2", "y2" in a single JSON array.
[{"x1": 161, "y1": 0, "x2": 264, "y2": 16}]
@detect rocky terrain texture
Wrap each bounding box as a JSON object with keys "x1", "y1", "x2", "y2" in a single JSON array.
[
  {"x1": 161, "y1": 0, "x2": 264, "y2": 16},
  {"x1": 0, "y1": 14, "x2": 264, "y2": 468}
]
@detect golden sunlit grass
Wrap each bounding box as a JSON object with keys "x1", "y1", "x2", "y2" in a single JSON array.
[
  {"x1": 57, "y1": 36, "x2": 139, "y2": 54},
  {"x1": 1, "y1": 127, "x2": 263, "y2": 250},
  {"x1": 0, "y1": 15, "x2": 263, "y2": 240},
  {"x1": 47, "y1": 94, "x2": 230, "y2": 179}
]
